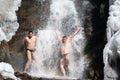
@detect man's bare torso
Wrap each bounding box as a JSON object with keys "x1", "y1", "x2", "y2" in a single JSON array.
[
  {"x1": 61, "y1": 39, "x2": 71, "y2": 55},
  {"x1": 25, "y1": 36, "x2": 37, "y2": 50}
]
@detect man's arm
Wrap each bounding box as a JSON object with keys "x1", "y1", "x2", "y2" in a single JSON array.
[
  {"x1": 69, "y1": 26, "x2": 80, "y2": 42},
  {"x1": 55, "y1": 28, "x2": 62, "y2": 41}
]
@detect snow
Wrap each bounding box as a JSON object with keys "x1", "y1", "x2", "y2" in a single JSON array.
[
  {"x1": 107, "y1": 0, "x2": 120, "y2": 40},
  {"x1": 0, "y1": 0, "x2": 21, "y2": 42},
  {"x1": 0, "y1": 62, "x2": 19, "y2": 80}
]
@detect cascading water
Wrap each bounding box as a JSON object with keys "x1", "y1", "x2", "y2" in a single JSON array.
[{"x1": 28, "y1": 0, "x2": 86, "y2": 79}]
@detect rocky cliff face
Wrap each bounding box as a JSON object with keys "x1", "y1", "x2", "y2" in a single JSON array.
[
  {"x1": 0, "y1": 0, "x2": 109, "y2": 79},
  {"x1": 84, "y1": 0, "x2": 109, "y2": 79}
]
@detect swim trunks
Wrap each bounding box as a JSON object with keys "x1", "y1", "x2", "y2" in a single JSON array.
[
  {"x1": 26, "y1": 48, "x2": 35, "y2": 53},
  {"x1": 61, "y1": 53, "x2": 69, "y2": 59}
]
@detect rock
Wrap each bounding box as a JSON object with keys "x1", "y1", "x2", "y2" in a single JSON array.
[{"x1": 14, "y1": 72, "x2": 50, "y2": 80}]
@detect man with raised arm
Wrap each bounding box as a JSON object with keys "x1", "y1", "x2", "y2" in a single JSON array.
[
  {"x1": 55, "y1": 26, "x2": 80, "y2": 76},
  {"x1": 23, "y1": 31, "x2": 37, "y2": 73}
]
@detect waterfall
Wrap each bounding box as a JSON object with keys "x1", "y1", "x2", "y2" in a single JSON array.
[
  {"x1": 0, "y1": 0, "x2": 21, "y2": 42},
  {"x1": 28, "y1": 0, "x2": 86, "y2": 79}
]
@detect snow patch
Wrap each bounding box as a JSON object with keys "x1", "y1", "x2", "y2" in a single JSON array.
[{"x1": 0, "y1": 62, "x2": 19, "y2": 80}]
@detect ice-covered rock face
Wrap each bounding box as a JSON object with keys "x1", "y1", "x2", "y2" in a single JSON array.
[
  {"x1": 0, "y1": 0, "x2": 21, "y2": 42},
  {"x1": 104, "y1": 0, "x2": 120, "y2": 79},
  {"x1": 107, "y1": 0, "x2": 120, "y2": 40},
  {"x1": 104, "y1": 30, "x2": 120, "y2": 79},
  {"x1": 0, "y1": 62, "x2": 18, "y2": 80}
]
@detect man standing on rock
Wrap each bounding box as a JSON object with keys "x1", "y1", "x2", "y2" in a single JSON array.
[
  {"x1": 23, "y1": 31, "x2": 37, "y2": 73},
  {"x1": 55, "y1": 26, "x2": 80, "y2": 76}
]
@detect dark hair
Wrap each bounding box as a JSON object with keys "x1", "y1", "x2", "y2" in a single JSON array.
[
  {"x1": 28, "y1": 31, "x2": 33, "y2": 34},
  {"x1": 62, "y1": 36, "x2": 67, "y2": 43},
  {"x1": 62, "y1": 36, "x2": 67, "y2": 39}
]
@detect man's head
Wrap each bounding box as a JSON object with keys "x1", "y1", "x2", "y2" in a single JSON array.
[
  {"x1": 62, "y1": 36, "x2": 67, "y2": 43},
  {"x1": 28, "y1": 31, "x2": 33, "y2": 38}
]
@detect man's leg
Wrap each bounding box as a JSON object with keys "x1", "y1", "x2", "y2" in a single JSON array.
[
  {"x1": 65, "y1": 55, "x2": 70, "y2": 75},
  {"x1": 60, "y1": 59, "x2": 66, "y2": 76},
  {"x1": 23, "y1": 50, "x2": 32, "y2": 73}
]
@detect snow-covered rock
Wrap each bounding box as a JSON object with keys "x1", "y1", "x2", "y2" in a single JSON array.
[
  {"x1": 104, "y1": 0, "x2": 120, "y2": 79},
  {"x1": 107, "y1": 0, "x2": 120, "y2": 41},
  {"x1": 0, "y1": 0, "x2": 21, "y2": 42},
  {"x1": 0, "y1": 62, "x2": 19, "y2": 80}
]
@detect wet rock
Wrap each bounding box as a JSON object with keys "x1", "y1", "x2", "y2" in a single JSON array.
[
  {"x1": 14, "y1": 72, "x2": 50, "y2": 80},
  {"x1": 0, "y1": 74, "x2": 13, "y2": 80}
]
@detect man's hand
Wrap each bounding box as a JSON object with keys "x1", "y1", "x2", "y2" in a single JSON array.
[{"x1": 69, "y1": 25, "x2": 81, "y2": 42}]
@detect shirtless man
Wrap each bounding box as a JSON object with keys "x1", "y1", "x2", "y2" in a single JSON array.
[
  {"x1": 55, "y1": 26, "x2": 80, "y2": 76},
  {"x1": 23, "y1": 31, "x2": 37, "y2": 73}
]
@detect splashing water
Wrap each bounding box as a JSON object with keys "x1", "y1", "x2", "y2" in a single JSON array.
[{"x1": 29, "y1": 0, "x2": 86, "y2": 79}]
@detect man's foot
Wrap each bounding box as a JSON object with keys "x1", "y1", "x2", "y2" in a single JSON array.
[{"x1": 65, "y1": 65, "x2": 70, "y2": 76}]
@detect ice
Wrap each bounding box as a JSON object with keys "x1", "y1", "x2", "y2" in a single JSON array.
[
  {"x1": 0, "y1": 62, "x2": 19, "y2": 80},
  {"x1": 0, "y1": 0, "x2": 21, "y2": 42},
  {"x1": 104, "y1": 0, "x2": 120, "y2": 79},
  {"x1": 107, "y1": 0, "x2": 120, "y2": 40}
]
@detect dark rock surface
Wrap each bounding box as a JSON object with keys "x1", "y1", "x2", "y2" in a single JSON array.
[
  {"x1": 15, "y1": 72, "x2": 43, "y2": 80},
  {"x1": 84, "y1": 0, "x2": 109, "y2": 79},
  {"x1": 0, "y1": 72, "x2": 51, "y2": 80}
]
